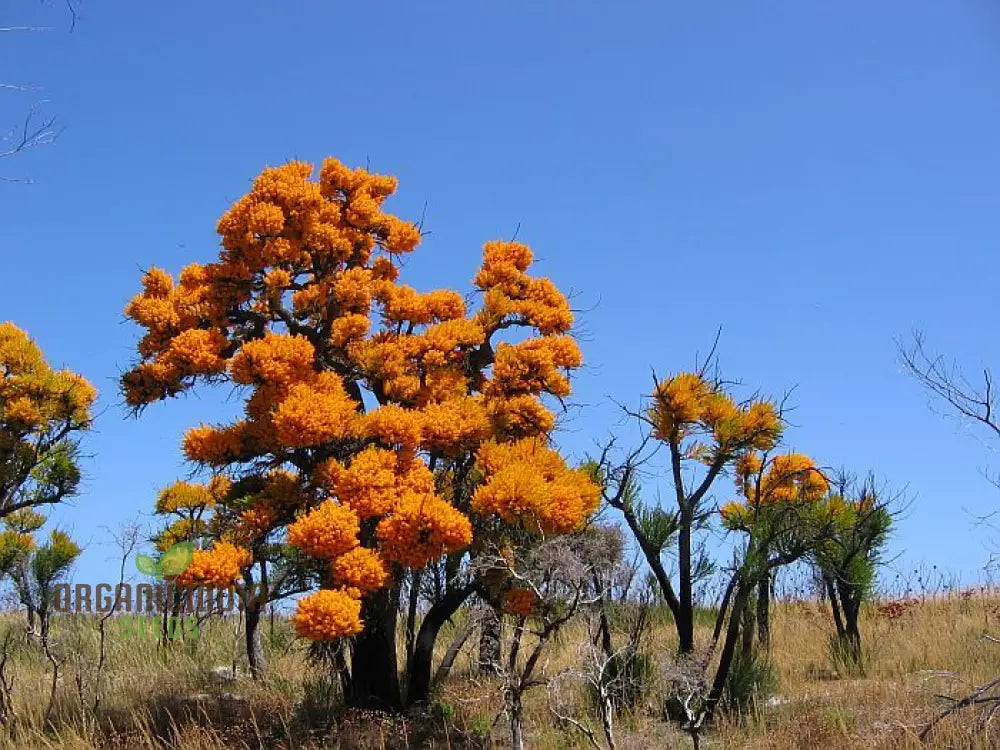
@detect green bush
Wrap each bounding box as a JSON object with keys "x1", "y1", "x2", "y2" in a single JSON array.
[{"x1": 721, "y1": 648, "x2": 777, "y2": 717}]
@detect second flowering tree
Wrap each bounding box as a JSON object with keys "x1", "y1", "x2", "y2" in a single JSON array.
[{"x1": 121, "y1": 157, "x2": 598, "y2": 710}]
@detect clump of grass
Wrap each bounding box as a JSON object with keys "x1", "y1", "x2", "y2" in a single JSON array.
[{"x1": 721, "y1": 648, "x2": 777, "y2": 718}]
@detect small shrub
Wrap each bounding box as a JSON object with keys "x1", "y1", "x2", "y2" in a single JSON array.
[
  {"x1": 295, "y1": 675, "x2": 339, "y2": 730},
  {"x1": 430, "y1": 699, "x2": 457, "y2": 723},
  {"x1": 826, "y1": 634, "x2": 866, "y2": 677},
  {"x1": 721, "y1": 648, "x2": 777, "y2": 717},
  {"x1": 592, "y1": 649, "x2": 655, "y2": 713},
  {"x1": 465, "y1": 713, "x2": 492, "y2": 739}
]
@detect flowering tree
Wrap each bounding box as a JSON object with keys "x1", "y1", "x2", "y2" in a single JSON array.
[
  {"x1": 661, "y1": 448, "x2": 833, "y2": 734},
  {"x1": 719, "y1": 451, "x2": 830, "y2": 653},
  {"x1": 121, "y1": 157, "x2": 598, "y2": 710},
  {"x1": 602, "y1": 367, "x2": 782, "y2": 654},
  {"x1": 809, "y1": 472, "x2": 894, "y2": 669},
  {"x1": 0, "y1": 322, "x2": 95, "y2": 521},
  {"x1": 151, "y1": 474, "x2": 315, "y2": 676}
]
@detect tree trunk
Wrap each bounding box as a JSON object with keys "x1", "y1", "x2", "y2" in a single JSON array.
[
  {"x1": 704, "y1": 580, "x2": 751, "y2": 722},
  {"x1": 595, "y1": 573, "x2": 614, "y2": 660},
  {"x1": 346, "y1": 586, "x2": 401, "y2": 711},
  {"x1": 756, "y1": 572, "x2": 771, "y2": 652},
  {"x1": 478, "y1": 603, "x2": 502, "y2": 675},
  {"x1": 740, "y1": 589, "x2": 754, "y2": 655},
  {"x1": 509, "y1": 695, "x2": 525, "y2": 750},
  {"x1": 836, "y1": 579, "x2": 863, "y2": 666},
  {"x1": 677, "y1": 508, "x2": 695, "y2": 653},
  {"x1": 432, "y1": 612, "x2": 477, "y2": 688},
  {"x1": 405, "y1": 569, "x2": 422, "y2": 665},
  {"x1": 242, "y1": 568, "x2": 268, "y2": 679},
  {"x1": 244, "y1": 601, "x2": 267, "y2": 679},
  {"x1": 824, "y1": 574, "x2": 846, "y2": 638},
  {"x1": 406, "y1": 581, "x2": 478, "y2": 706}
]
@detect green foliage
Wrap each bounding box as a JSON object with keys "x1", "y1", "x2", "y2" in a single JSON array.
[
  {"x1": 635, "y1": 504, "x2": 678, "y2": 555},
  {"x1": 721, "y1": 648, "x2": 777, "y2": 717},
  {"x1": 30, "y1": 529, "x2": 81, "y2": 587},
  {"x1": 4, "y1": 509, "x2": 45, "y2": 534},
  {"x1": 465, "y1": 714, "x2": 493, "y2": 739},
  {"x1": 0, "y1": 530, "x2": 32, "y2": 576},
  {"x1": 430, "y1": 699, "x2": 457, "y2": 723},
  {"x1": 28, "y1": 442, "x2": 83, "y2": 505},
  {"x1": 813, "y1": 482, "x2": 893, "y2": 595}
]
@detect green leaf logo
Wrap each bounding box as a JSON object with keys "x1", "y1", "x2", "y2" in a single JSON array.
[
  {"x1": 135, "y1": 553, "x2": 159, "y2": 577},
  {"x1": 160, "y1": 542, "x2": 195, "y2": 577},
  {"x1": 136, "y1": 542, "x2": 195, "y2": 580}
]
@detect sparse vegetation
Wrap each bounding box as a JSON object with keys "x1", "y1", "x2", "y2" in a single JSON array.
[{"x1": 0, "y1": 587, "x2": 993, "y2": 748}]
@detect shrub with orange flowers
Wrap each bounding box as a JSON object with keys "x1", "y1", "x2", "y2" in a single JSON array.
[
  {"x1": 293, "y1": 588, "x2": 363, "y2": 640},
  {"x1": 502, "y1": 586, "x2": 540, "y2": 618},
  {"x1": 122, "y1": 156, "x2": 596, "y2": 708},
  {"x1": 603, "y1": 366, "x2": 789, "y2": 656},
  {"x1": 0, "y1": 322, "x2": 95, "y2": 525},
  {"x1": 173, "y1": 541, "x2": 253, "y2": 587}
]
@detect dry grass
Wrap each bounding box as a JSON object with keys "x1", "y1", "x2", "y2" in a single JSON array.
[{"x1": 0, "y1": 593, "x2": 999, "y2": 749}]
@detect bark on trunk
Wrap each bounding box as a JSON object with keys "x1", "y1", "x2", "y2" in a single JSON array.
[
  {"x1": 405, "y1": 569, "x2": 422, "y2": 665},
  {"x1": 432, "y1": 613, "x2": 476, "y2": 688},
  {"x1": 836, "y1": 579, "x2": 863, "y2": 665},
  {"x1": 346, "y1": 586, "x2": 401, "y2": 711},
  {"x1": 677, "y1": 509, "x2": 695, "y2": 653},
  {"x1": 478, "y1": 603, "x2": 502, "y2": 675},
  {"x1": 824, "y1": 574, "x2": 846, "y2": 638},
  {"x1": 245, "y1": 598, "x2": 267, "y2": 679},
  {"x1": 756, "y1": 573, "x2": 771, "y2": 652},
  {"x1": 509, "y1": 698, "x2": 525, "y2": 750},
  {"x1": 704, "y1": 580, "x2": 751, "y2": 722},
  {"x1": 407, "y1": 582, "x2": 478, "y2": 705}
]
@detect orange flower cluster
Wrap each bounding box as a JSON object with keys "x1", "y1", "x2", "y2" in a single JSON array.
[
  {"x1": 376, "y1": 492, "x2": 473, "y2": 568},
  {"x1": 286, "y1": 500, "x2": 360, "y2": 559},
  {"x1": 174, "y1": 541, "x2": 252, "y2": 586},
  {"x1": 721, "y1": 452, "x2": 829, "y2": 530},
  {"x1": 502, "y1": 586, "x2": 540, "y2": 618},
  {"x1": 759, "y1": 453, "x2": 828, "y2": 503},
  {"x1": 155, "y1": 480, "x2": 216, "y2": 514},
  {"x1": 473, "y1": 242, "x2": 574, "y2": 335},
  {"x1": 650, "y1": 372, "x2": 781, "y2": 453},
  {"x1": 487, "y1": 337, "x2": 581, "y2": 399},
  {"x1": 123, "y1": 157, "x2": 594, "y2": 643},
  {"x1": 155, "y1": 518, "x2": 208, "y2": 551},
  {"x1": 293, "y1": 588, "x2": 363, "y2": 640},
  {"x1": 272, "y1": 372, "x2": 360, "y2": 448},
  {"x1": 472, "y1": 439, "x2": 599, "y2": 534},
  {"x1": 322, "y1": 446, "x2": 401, "y2": 519},
  {"x1": 718, "y1": 501, "x2": 750, "y2": 530},
  {"x1": 330, "y1": 547, "x2": 388, "y2": 594},
  {"x1": 0, "y1": 322, "x2": 96, "y2": 434}
]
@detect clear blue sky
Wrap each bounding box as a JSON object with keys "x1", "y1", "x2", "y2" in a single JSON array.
[{"x1": 1, "y1": 1, "x2": 998, "y2": 586}]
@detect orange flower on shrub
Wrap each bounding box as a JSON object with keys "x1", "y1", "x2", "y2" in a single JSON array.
[
  {"x1": 503, "y1": 587, "x2": 539, "y2": 617},
  {"x1": 293, "y1": 589, "x2": 363, "y2": 640},
  {"x1": 331, "y1": 547, "x2": 389, "y2": 593},
  {"x1": 287, "y1": 500, "x2": 360, "y2": 559},
  {"x1": 472, "y1": 439, "x2": 599, "y2": 534},
  {"x1": 376, "y1": 492, "x2": 472, "y2": 568},
  {"x1": 174, "y1": 541, "x2": 252, "y2": 587}
]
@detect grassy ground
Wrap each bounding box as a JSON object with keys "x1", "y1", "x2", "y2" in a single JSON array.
[{"x1": 0, "y1": 592, "x2": 998, "y2": 749}]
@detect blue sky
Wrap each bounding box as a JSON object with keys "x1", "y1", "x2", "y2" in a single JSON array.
[{"x1": 1, "y1": 1, "x2": 998, "y2": 586}]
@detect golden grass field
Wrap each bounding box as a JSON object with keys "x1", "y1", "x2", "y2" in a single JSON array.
[{"x1": 1, "y1": 591, "x2": 999, "y2": 749}]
